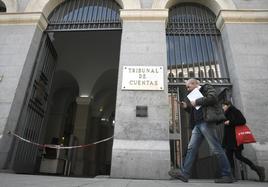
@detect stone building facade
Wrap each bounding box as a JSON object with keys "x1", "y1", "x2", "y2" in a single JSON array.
[{"x1": 0, "y1": 0, "x2": 267, "y2": 181}]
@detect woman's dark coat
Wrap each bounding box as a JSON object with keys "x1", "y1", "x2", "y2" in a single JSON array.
[{"x1": 222, "y1": 105, "x2": 246, "y2": 150}]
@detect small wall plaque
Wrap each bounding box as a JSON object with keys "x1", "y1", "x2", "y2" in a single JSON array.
[{"x1": 136, "y1": 106, "x2": 148, "y2": 117}]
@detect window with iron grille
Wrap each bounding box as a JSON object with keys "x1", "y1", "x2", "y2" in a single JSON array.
[
  {"x1": 166, "y1": 3, "x2": 230, "y2": 84},
  {"x1": 47, "y1": 0, "x2": 122, "y2": 32}
]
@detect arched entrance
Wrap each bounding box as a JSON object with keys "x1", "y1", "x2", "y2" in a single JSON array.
[
  {"x1": 166, "y1": 3, "x2": 232, "y2": 179},
  {"x1": 12, "y1": 0, "x2": 122, "y2": 177},
  {"x1": 0, "y1": 0, "x2": 6, "y2": 12}
]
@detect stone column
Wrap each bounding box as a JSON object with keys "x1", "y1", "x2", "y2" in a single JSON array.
[
  {"x1": 0, "y1": 13, "x2": 47, "y2": 169},
  {"x1": 72, "y1": 97, "x2": 90, "y2": 176},
  {"x1": 216, "y1": 10, "x2": 268, "y2": 180},
  {"x1": 111, "y1": 9, "x2": 170, "y2": 179}
]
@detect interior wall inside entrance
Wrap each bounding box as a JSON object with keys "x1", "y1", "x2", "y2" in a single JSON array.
[{"x1": 41, "y1": 30, "x2": 121, "y2": 177}]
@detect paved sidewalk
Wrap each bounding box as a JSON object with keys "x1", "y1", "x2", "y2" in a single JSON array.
[{"x1": 0, "y1": 173, "x2": 267, "y2": 187}]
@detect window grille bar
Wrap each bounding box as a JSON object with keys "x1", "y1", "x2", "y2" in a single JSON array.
[
  {"x1": 179, "y1": 36, "x2": 184, "y2": 77},
  {"x1": 199, "y1": 8, "x2": 213, "y2": 77},
  {"x1": 80, "y1": 0, "x2": 86, "y2": 22},
  {"x1": 167, "y1": 36, "x2": 172, "y2": 77},
  {"x1": 198, "y1": 5, "x2": 208, "y2": 78},
  {"x1": 85, "y1": 0, "x2": 91, "y2": 23},
  {"x1": 172, "y1": 36, "x2": 178, "y2": 78},
  {"x1": 70, "y1": 0, "x2": 78, "y2": 29}
]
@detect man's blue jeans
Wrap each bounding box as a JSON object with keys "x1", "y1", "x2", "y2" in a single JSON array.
[{"x1": 181, "y1": 122, "x2": 231, "y2": 178}]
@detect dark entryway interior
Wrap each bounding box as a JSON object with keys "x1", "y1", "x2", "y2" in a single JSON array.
[{"x1": 40, "y1": 30, "x2": 121, "y2": 177}]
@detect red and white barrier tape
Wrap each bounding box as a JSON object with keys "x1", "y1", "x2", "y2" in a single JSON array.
[{"x1": 8, "y1": 131, "x2": 113, "y2": 150}]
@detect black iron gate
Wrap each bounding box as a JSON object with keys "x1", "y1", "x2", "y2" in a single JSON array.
[
  {"x1": 167, "y1": 3, "x2": 232, "y2": 178},
  {"x1": 12, "y1": 35, "x2": 57, "y2": 173}
]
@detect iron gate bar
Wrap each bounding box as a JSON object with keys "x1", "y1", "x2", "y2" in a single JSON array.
[{"x1": 47, "y1": 0, "x2": 122, "y2": 32}]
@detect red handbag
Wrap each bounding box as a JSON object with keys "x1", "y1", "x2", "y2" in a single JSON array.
[{"x1": 235, "y1": 124, "x2": 256, "y2": 146}]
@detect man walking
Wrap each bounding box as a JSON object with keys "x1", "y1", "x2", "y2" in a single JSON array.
[{"x1": 168, "y1": 78, "x2": 233, "y2": 183}]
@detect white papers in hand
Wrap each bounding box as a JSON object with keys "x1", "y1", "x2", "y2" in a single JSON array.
[{"x1": 187, "y1": 88, "x2": 204, "y2": 110}]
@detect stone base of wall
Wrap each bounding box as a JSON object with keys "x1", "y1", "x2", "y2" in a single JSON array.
[
  {"x1": 111, "y1": 139, "x2": 170, "y2": 179},
  {"x1": 243, "y1": 143, "x2": 268, "y2": 182}
]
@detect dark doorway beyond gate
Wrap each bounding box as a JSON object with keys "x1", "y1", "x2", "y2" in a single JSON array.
[
  {"x1": 41, "y1": 30, "x2": 121, "y2": 177},
  {"x1": 12, "y1": 30, "x2": 122, "y2": 177}
]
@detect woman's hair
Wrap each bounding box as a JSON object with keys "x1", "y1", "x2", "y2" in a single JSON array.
[{"x1": 223, "y1": 101, "x2": 232, "y2": 106}]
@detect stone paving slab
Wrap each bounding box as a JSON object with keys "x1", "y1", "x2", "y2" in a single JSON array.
[{"x1": 0, "y1": 173, "x2": 267, "y2": 187}]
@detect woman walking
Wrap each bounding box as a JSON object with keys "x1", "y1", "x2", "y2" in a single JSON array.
[{"x1": 222, "y1": 101, "x2": 265, "y2": 182}]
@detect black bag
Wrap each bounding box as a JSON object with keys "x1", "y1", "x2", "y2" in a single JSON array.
[{"x1": 205, "y1": 103, "x2": 226, "y2": 123}]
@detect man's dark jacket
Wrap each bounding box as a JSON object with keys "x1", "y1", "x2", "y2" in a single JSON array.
[{"x1": 185, "y1": 83, "x2": 225, "y2": 129}]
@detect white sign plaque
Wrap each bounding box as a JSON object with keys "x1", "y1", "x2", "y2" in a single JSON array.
[{"x1": 122, "y1": 66, "x2": 164, "y2": 90}]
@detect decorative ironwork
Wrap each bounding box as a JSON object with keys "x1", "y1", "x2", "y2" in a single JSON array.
[
  {"x1": 166, "y1": 4, "x2": 220, "y2": 35},
  {"x1": 166, "y1": 3, "x2": 230, "y2": 86},
  {"x1": 47, "y1": 0, "x2": 122, "y2": 31}
]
